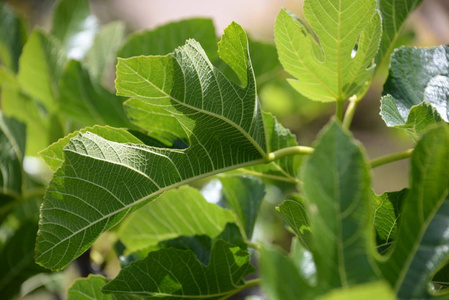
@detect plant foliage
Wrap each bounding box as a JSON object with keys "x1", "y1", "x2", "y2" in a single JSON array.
[{"x1": 1, "y1": 0, "x2": 448, "y2": 299}]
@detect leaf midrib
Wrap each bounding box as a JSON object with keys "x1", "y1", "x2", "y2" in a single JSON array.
[
  {"x1": 119, "y1": 58, "x2": 268, "y2": 159},
  {"x1": 36, "y1": 148, "x2": 267, "y2": 265},
  {"x1": 393, "y1": 188, "x2": 449, "y2": 293}
]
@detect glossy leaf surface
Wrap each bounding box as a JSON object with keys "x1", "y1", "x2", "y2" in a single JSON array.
[{"x1": 380, "y1": 46, "x2": 449, "y2": 140}]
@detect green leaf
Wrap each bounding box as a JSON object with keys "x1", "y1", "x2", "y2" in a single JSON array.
[
  {"x1": 85, "y1": 21, "x2": 126, "y2": 83},
  {"x1": 218, "y1": 22, "x2": 249, "y2": 87},
  {"x1": 248, "y1": 40, "x2": 282, "y2": 87},
  {"x1": 0, "y1": 65, "x2": 18, "y2": 88},
  {"x1": 381, "y1": 96, "x2": 443, "y2": 141},
  {"x1": 432, "y1": 262, "x2": 449, "y2": 290},
  {"x1": 0, "y1": 222, "x2": 50, "y2": 299},
  {"x1": 0, "y1": 2, "x2": 27, "y2": 72},
  {"x1": 260, "y1": 245, "x2": 314, "y2": 300},
  {"x1": 51, "y1": 0, "x2": 99, "y2": 59},
  {"x1": 274, "y1": 1, "x2": 381, "y2": 102},
  {"x1": 373, "y1": 189, "x2": 407, "y2": 251},
  {"x1": 36, "y1": 22, "x2": 297, "y2": 270},
  {"x1": 103, "y1": 239, "x2": 255, "y2": 299},
  {"x1": 277, "y1": 195, "x2": 311, "y2": 249},
  {"x1": 157, "y1": 223, "x2": 246, "y2": 266},
  {"x1": 67, "y1": 275, "x2": 140, "y2": 300},
  {"x1": 378, "y1": 125, "x2": 449, "y2": 299},
  {"x1": 0, "y1": 113, "x2": 25, "y2": 200},
  {"x1": 117, "y1": 186, "x2": 236, "y2": 253},
  {"x1": 118, "y1": 18, "x2": 217, "y2": 59},
  {"x1": 219, "y1": 176, "x2": 265, "y2": 240},
  {"x1": 39, "y1": 125, "x2": 144, "y2": 172},
  {"x1": 301, "y1": 121, "x2": 376, "y2": 290},
  {"x1": 2, "y1": 86, "x2": 57, "y2": 155},
  {"x1": 58, "y1": 59, "x2": 130, "y2": 127},
  {"x1": 17, "y1": 29, "x2": 67, "y2": 111},
  {"x1": 242, "y1": 112, "x2": 301, "y2": 184},
  {"x1": 317, "y1": 281, "x2": 396, "y2": 300},
  {"x1": 376, "y1": 0, "x2": 423, "y2": 68},
  {"x1": 380, "y1": 46, "x2": 449, "y2": 140}
]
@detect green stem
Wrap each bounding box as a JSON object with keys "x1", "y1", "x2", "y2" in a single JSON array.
[
  {"x1": 246, "y1": 241, "x2": 261, "y2": 251},
  {"x1": 218, "y1": 279, "x2": 261, "y2": 299},
  {"x1": 336, "y1": 99, "x2": 344, "y2": 121},
  {"x1": 268, "y1": 146, "x2": 314, "y2": 162},
  {"x1": 243, "y1": 278, "x2": 261, "y2": 288},
  {"x1": 342, "y1": 95, "x2": 360, "y2": 129},
  {"x1": 370, "y1": 149, "x2": 414, "y2": 168}
]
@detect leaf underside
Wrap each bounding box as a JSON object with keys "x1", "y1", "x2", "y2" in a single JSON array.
[
  {"x1": 35, "y1": 22, "x2": 296, "y2": 270},
  {"x1": 274, "y1": 0, "x2": 381, "y2": 102}
]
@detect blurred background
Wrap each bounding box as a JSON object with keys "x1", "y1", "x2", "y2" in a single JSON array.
[{"x1": 1, "y1": 0, "x2": 449, "y2": 299}]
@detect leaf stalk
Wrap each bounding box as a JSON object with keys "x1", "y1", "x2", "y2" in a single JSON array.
[
  {"x1": 342, "y1": 95, "x2": 361, "y2": 129},
  {"x1": 336, "y1": 99, "x2": 344, "y2": 121},
  {"x1": 268, "y1": 146, "x2": 314, "y2": 162},
  {"x1": 370, "y1": 148, "x2": 414, "y2": 168}
]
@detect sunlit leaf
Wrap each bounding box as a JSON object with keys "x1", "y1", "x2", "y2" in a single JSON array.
[
  {"x1": 35, "y1": 22, "x2": 296, "y2": 270},
  {"x1": 274, "y1": 1, "x2": 381, "y2": 102},
  {"x1": 39, "y1": 125, "x2": 144, "y2": 172},
  {"x1": 18, "y1": 29, "x2": 67, "y2": 111},
  {"x1": 317, "y1": 281, "x2": 396, "y2": 300},
  {"x1": 67, "y1": 275, "x2": 140, "y2": 300}
]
